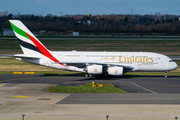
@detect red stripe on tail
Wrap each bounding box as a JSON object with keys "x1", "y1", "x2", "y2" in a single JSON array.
[{"x1": 25, "y1": 32, "x2": 67, "y2": 67}]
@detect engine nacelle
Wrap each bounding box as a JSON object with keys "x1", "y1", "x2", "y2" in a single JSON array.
[
  {"x1": 87, "y1": 65, "x2": 103, "y2": 74},
  {"x1": 108, "y1": 66, "x2": 123, "y2": 76}
]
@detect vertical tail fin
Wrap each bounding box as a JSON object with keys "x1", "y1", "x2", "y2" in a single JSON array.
[
  {"x1": 9, "y1": 20, "x2": 62, "y2": 63},
  {"x1": 9, "y1": 20, "x2": 48, "y2": 55}
]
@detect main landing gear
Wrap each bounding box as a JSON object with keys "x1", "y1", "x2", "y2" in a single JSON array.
[
  {"x1": 85, "y1": 74, "x2": 104, "y2": 78},
  {"x1": 85, "y1": 74, "x2": 95, "y2": 78}
]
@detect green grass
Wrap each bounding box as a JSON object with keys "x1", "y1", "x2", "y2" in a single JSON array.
[
  {"x1": 1, "y1": 39, "x2": 180, "y2": 55},
  {"x1": 35, "y1": 39, "x2": 180, "y2": 56},
  {"x1": 0, "y1": 72, "x2": 14, "y2": 74},
  {"x1": 46, "y1": 83, "x2": 127, "y2": 93},
  {"x1": 0, "y1": 58, "x2": 35, "y2": 65}
]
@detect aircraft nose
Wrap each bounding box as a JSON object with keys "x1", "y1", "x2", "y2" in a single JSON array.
[{"x1": 173, "y1": 62, "x2": 178, "y2": 70}]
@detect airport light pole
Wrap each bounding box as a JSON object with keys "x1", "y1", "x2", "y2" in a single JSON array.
[
  {"x1": 22, "y1": 114, "x2": 25, "y2": 120},
  {"x1": 106, "y1": 115, "x2": 109, "y2": 120},
  {"x1": 172, "y1": 116, "x2": 180, "y2": 120}
]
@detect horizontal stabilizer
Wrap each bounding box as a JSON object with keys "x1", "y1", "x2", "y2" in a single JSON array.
[
  {"x1": 0, "y1": 54, "x2": 40, "y2": 59},
  {"x1": 0, "y1": 54, "x2": 14, "y2": 58}
]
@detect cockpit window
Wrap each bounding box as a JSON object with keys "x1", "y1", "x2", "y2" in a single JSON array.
[{"x1": 169, "y1": 60, "x2": 173, "y2": 62}]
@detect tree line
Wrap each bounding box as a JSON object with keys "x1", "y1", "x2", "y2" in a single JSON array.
[{"x1": 0, "y1": 13, "x2": 180, "y2": 35}]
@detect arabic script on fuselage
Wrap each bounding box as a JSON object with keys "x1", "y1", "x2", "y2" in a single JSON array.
[{"x1": 101, "y1": 57, "x2": 115, "y2": 60}]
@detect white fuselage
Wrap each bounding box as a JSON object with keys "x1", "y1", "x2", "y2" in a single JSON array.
[{"x1": 20, "y1": 51, "x2": 178, "y2": 74}]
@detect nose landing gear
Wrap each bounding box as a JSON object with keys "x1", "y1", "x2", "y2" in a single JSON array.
[{"x1": 165, "y1": 72, "x2": 169, "y2": 78}]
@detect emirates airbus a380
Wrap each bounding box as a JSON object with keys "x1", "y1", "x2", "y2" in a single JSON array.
[{"x1": 3, "y1": 20, "x2": 178, "y2": 77}]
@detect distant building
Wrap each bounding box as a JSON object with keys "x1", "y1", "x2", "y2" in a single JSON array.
[
  {"x1": 13, "y1": 12, "x2": 20, "y2": 18},
  {"x1": 74, "y1": 16, "x2": 83, "y2": 20},
  {"x1": 0, "y1": 11, "x2": 8, "y2": 16},
  {"x1": 39, "y1": 30, "x2": 46, "y2": 34},
  {"x1": 73, "y1": 32, "x2": 79, "y2": 36},
  {"x1": 2, "y1": 28, "x2": 15, "y2": 36}
]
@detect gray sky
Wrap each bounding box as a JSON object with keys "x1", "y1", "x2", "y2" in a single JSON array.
[{"x1": 1, "y1": 0, "x2": 180, "y2": 16}]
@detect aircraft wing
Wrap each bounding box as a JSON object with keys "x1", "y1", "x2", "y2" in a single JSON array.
[
  {"x1": 55, "y1": 62, "x2": 134, "y2": 70},
  {"x1": 0, "y1": 54, "x2": 40, "y2": 59}
]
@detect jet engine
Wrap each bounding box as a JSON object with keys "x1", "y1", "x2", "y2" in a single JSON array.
[
  {"x1": 87, "y1": 65, "x2": 103, "y2": 74},
  {"x1": 108, "y1": 66, "x2": 123, "y2": 76}
]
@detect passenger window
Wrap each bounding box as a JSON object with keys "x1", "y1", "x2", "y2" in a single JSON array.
[{"x1": 169, "y1": 60, "x2": 173, "y2": 62}]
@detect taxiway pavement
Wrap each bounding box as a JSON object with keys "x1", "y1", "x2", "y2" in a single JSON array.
[
  {"x1": 0, "y1": 74, "x2": 180, "y2": 104},
  {"x1": 0, "y1": 74, "x2": 180, "y2": 120}
]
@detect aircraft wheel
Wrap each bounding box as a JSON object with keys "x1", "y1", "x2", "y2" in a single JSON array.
[
  {"x1": 165, "y1": 72, "x2": 168, "y2": 78},
  {"x1": 85, "y1": 74, "x2": 88, "y2": 77}
]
